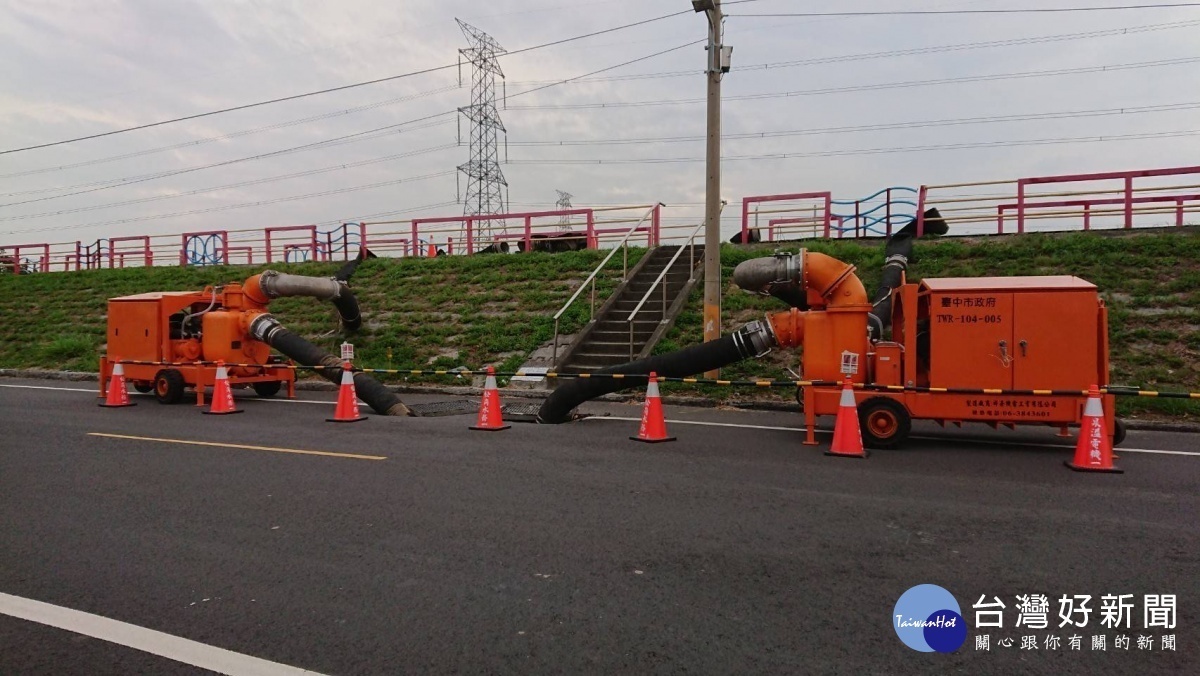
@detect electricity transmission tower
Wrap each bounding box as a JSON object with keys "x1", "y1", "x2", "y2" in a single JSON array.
[
  {"x1": 555, "y1": 190, "x2": 574, "y2": 228},
  {"x1": 456, "y1": 19, "x2": 509, "y2": 243}
]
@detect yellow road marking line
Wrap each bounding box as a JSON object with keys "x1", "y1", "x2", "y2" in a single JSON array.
[{"x1": 87, "y1": 433, "x2": 386, "y2": 461}]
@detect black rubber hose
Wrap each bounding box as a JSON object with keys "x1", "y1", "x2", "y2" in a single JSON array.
[
  {"x1": 334, "y1": 247, "x2": 376, "y2": 282},
  {"x1": 332, "y1": 288, "x2": 362, "y2": 332},
  {"x1": 537, "y1": 332, "x2": 759, "y2": 424},
  {"x1": 867, "y1": 208, "x2": 948, "y2": 339},
  {"x1": 260, "y1": 323, "x2": 410, "y2": 416}
]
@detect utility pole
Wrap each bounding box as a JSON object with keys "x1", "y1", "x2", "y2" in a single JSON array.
[{"x1": 694, "y1": 0, "x2": 730, "y2": 373}]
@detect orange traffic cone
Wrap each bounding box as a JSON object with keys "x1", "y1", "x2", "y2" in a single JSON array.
[
  {"x1": 1065, "y1": 385, "x2": 1122, "y2": 473},
  {"x1": 99, "y1": 359, "x2": 136, "y2": 408},
  {"x1": 470, "y1": 366, "x2": 510, "y2": 431},
  {"x1": 328, "y1": 362, "x2": 368, "y2": 423},
  {"x1": 826, "y1": 376, "x2": 866, "y2": 458},
  {"x1": 203, "y1": 361, "x2": 242, "y2": 415},
  {"x1": 427, "y1": 243, "x2": 437, "y2": 258},
  {"x1": 631, "y1": 372, "x2": 675, "y2": 443}
]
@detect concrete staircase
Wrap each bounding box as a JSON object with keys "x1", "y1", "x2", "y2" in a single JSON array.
[{"x1": 556, "y1": 244, "x2": 704, "y2": 374}]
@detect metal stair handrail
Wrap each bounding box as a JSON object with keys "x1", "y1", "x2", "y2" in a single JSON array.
[
  {"x1": 624, "y1": 222, "x2": 704, "y2": 359},
  {"x1": 551, "y1": 204, "x2": 662, "y2": 365}
]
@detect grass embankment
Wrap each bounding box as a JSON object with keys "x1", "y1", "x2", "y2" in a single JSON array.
[
  {"x1": 0, "y1": 230, "x2": 1196, "y2": 419},
  {"x1": 657, "y1": 230, "x2": 1200, "y2": 419},
  {"x1": 0, "y1": 249, "x2": 640, "y2": 384}
]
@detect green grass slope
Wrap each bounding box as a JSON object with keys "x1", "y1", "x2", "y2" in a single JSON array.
[
  {"x1": 0, "y1": 230, "x2": 1196, "y2": 418},
  {"x1": 0, "y1": 249, "x2": 640, "y2": 378}
]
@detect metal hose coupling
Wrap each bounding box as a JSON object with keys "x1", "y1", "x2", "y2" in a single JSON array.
[
  {"x1": 248, "y1": 313, "x2": 285, "y2": 343},
  {"x1": 732, "y1": 251, "x2": 805, "y2": 293},
  {"x1": 731, "y1": 320, "x2": 776, "y2": 359}
]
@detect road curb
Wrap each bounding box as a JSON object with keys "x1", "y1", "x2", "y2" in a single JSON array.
[{"x1": 3, "y1": 368, "x2": 1196, "y2": 432}]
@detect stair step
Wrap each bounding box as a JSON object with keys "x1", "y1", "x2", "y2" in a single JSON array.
[
  {"x1": 570, "y1": 354, "x2": 633, "y2": 367},
  {"x1": 591, "y1": 329, "x2": 658, "y2": 339},
  {"x1": 586, "y1": 340, "x2": 645, "y2": 349},
  {"x1": 594, "y1": 319, "x2": 660, "y2": 327}
]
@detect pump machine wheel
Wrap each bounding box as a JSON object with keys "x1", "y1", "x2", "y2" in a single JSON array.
[
  {"x1": 858, "y1": 397, "x2": 912, "y2": 449},
  {"x1": 153, "y1": 369, "x2": 186, "y2": 405},
  {"x1": 252, "y1": 380, "x2": 282, "y2": 398}
]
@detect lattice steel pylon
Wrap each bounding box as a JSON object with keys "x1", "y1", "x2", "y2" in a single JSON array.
[
  {"x1": 456, "y1": 19, "x2": 508, "y2": 243},
  {"x1": 555, "y1": 190, "x2": 574, "y2": 228}
]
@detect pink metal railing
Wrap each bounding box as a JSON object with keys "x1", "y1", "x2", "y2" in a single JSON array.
[
  {"x1": 917, "y1": 164, "x2": 1200, "y2": 236},
  {"x1": 740, "y1": 192, "x2": 832, "y2": 243}
]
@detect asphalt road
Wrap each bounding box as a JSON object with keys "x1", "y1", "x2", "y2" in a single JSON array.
[{"x1": 1, "y1": 378, "x2": 1197, "y2": 675}]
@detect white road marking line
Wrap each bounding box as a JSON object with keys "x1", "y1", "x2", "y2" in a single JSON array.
[
  {"x1": 0, "y1": 592, "x2": 325, "y2": 676},
  {"x1": 581, "y1": 416, "x2": 1200, "y2": 457},
  {"x1": 0, "y1": 383, "x2": 328, "y2": 404}
]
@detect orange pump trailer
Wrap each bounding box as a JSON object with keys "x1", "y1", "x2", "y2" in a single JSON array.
[
  {"x1": 98, "y1": 283, "x2": 295, "y2": 404},
  {"x1": 789, "y1": 275, "x2": 1118, "y2": 448}
]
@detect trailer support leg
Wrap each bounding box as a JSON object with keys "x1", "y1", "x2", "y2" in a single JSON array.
[
  {"x1": 803, "y1": 387, "x2": 819, "y2": 446},
  {"x1": 98, "y1": 357, "x2": 109, "y2": 399}
]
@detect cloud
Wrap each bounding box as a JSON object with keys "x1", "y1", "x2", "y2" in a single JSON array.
[{"x1": 1, "y1": 0, "x2": 1198, "y2": 248}]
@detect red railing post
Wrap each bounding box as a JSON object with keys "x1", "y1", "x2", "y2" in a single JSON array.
[
  {"x1": 586, "y1": 211, "x2": 595, "y2": 249},
  {"x1": 916, "y1": 186, "x2": 928, "y2": 237},
  {"x1": 824, "y1": 194, "x2": 833, "y2": 238},
  {"x1": 740, "y1": 198, "x2": 750, "y2": 243},
  {"x1": 1016, "y1": 180, "x2": 1026, "y2": 234},
  {"x1": 265, "y1": 229, "x2": 274, "y2": 263},
  {"x1": 997, "y1": 206, "x2": 1005, "y2": 235},
  {"x1": 1084, "y1": 204, "x2": 1091, "y2": 231},
  {"x1": 410, "y1": 220, "x2": 420, "y2": 257},
  {"x1": 524, "y1": 216, "x2": 532, "y2": 252},
  {"x1": 1177, "y1": 198, "x2": 1185, "y2": 227},
  {"x1": 653, "y1": 204, "x2": 662, "y2": 246},
  {"x1": 854, "y1": 199, "x2": 861, "y2": 238},
  {"x1": 1124, "y1": 176, "x2": 1134, "y2": 228}
]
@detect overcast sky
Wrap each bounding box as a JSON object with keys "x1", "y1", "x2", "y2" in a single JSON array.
[{"x1": 2, "y1": 0, "x2": 1199, "y2": 250}]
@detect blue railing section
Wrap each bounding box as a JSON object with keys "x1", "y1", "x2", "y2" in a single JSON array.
[
  {"x1": 830, "y1": 186, "x2": 918, "y2": 237},
  {"x1": 284, "y1": 225, "x2": 362, "y2": 263},
  {"x1": 186, "y1": 234, "x2": 225, "y2": 266}
]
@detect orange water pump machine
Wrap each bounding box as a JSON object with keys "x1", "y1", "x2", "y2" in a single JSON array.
[{"x1": 99, "y1": 275, "x2": 295, "y2": 404}]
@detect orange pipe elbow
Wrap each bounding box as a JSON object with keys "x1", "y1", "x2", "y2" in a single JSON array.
[
  {"x1": 802, "y1": 251, "x2": 868, "y2": 307},
  {"x1": 242, "y1": 273, "x2": 270, "y2": 307}
]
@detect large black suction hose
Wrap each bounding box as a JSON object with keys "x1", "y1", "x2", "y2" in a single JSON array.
[
  {"x1": 250, "y1": 315, "x2": 410, "y2": 416},
  {"x1": 536, "y1": 322, "x2": 775, "y2": 424},
  {"x1": 867, "y1": 208, "x2": 948, "y2": 340},
  {"x1": 257, "y1": 270, "x2": 362, "y2": 332}
]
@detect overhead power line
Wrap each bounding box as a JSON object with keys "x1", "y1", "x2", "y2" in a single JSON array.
[
  {"x1": 507, "y1": 101, "x2": 1200, "y2": 147},
  {"x1": 0, "y1": 39, "x2": 703, "y2": 235},
  {"x1": 0, "y1": 144, "x2": 458, "y2": 222},
  {"x1": 0, "y1": 10, "x2": 689, "y2": 156},
  {"x1": 0, "y1": 111, "x2": 457, "y2": 209},
  {"x1": 0, "y1": 39, "x2": 703, "y2": 211},
  {"x1": 730, "y1": 4, "x2": 1200, "y2": 18},
  {"x1": 506, "y1": 55, "x2": 1200, "y2": 110},
  {"x1": 504, "y1": 18, "x2": 1200, "y2": 87},
  {"x1": 0, "y1": 87, "x2": 460, "y2": 181},
  {"x1": 1, "y1": 170, "x2": 457, "y2": 236},
  {"x1": 504, "y1": 128, "x2": 1200, "y2": 165}
]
